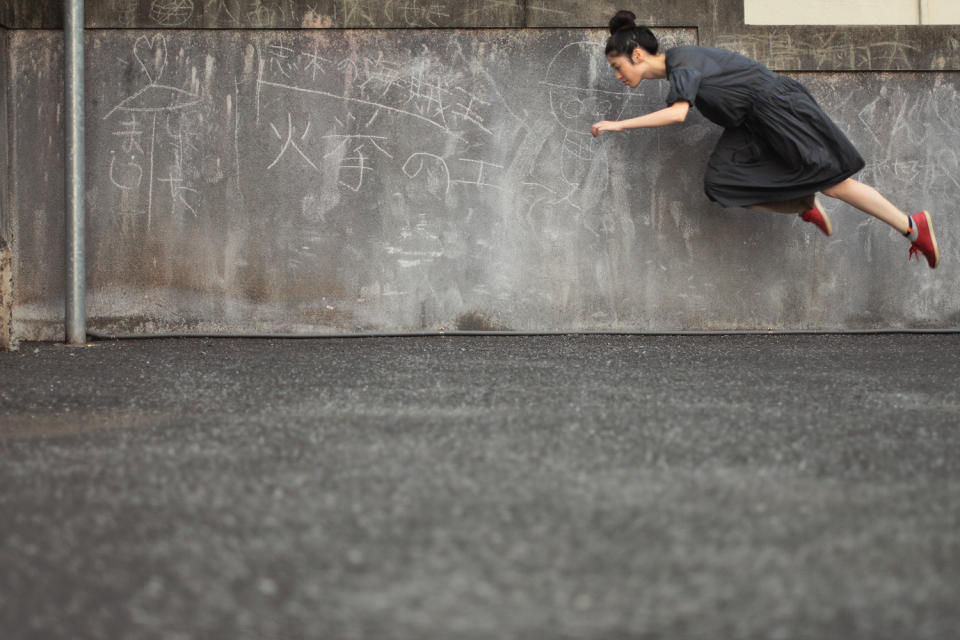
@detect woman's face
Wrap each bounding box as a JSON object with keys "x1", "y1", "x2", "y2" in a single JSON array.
[{"x1": 607, "y1": 52, "x2": 646, "y2": 88}]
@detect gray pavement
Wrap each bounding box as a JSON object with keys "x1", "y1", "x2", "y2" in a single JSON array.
[{"x1": 1, "y1": 335, "x2": 959, "y2": 640}]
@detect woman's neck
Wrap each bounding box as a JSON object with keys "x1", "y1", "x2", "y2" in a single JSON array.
[{"x1": 648, "y1": 53, "x2": 668, "y2": 79}]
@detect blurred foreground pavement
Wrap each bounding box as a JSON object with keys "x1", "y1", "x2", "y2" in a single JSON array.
[{"x1": 2, "y1": 335, "x2": 959, "y2": 639}]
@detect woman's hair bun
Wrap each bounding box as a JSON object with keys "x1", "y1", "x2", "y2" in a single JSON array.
[{"x1": 609, "y1": 10, "x2": 637, "y2": 35}]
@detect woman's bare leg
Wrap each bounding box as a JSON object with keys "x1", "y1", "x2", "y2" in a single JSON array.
[{"x1": 820, "y1": 178, "x2": 911, "y2": 234}]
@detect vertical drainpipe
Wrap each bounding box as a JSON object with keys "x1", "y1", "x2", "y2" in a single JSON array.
[{"x1": 64, "y1": 0, "x2": 86, "y2": 345}]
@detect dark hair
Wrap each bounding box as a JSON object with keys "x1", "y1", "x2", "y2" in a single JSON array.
[{"x1": 605, "y1": 10, "x2": 658, "y2": 58}]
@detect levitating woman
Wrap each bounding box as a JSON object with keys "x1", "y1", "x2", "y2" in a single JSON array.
[{"x1": 591, "y1": 10, "x2": 940, "y2": 268}]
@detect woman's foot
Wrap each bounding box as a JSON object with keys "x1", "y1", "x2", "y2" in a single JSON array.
[
  {"x1": 800, "y1": 200, "x2": 833, "y2": 236},
  {"x1": 907, "y1": 211, "x2": 940, "y2": 268}
]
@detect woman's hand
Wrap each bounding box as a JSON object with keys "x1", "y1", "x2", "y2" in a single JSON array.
[{"x1": 591, "y1": 120, "x2": 623, "y2": 137}]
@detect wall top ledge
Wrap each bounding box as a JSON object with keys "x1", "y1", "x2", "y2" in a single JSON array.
[{"x1": 2, "y1": 0, "x2": 959, "y2": 71}]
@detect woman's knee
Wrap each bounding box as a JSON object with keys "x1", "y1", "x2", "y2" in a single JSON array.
[{"x1": 821, "y1": 179, "x2": 854, "y2": 198}]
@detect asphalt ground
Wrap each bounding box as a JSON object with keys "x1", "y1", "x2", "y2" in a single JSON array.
[{"x1": 1, "y1": 335, "x2": 959, "y2": 640}]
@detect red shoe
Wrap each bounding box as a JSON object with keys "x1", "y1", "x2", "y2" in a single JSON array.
[
  {"x1": 908, "y1": 211, "x2": 940, "y2": 268},
  {"x1": 800, "y1": 200, "x2": 833, "y2": 236}
]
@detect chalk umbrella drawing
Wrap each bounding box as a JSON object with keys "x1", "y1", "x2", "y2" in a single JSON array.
[{"x1": 104, "y1": 35, "x2": 202, "y2": 227}]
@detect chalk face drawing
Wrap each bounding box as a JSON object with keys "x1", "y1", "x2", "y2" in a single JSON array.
[
  {"x1": 542, "y1": 41, "x2": 639, "y2": 210},
  {"x1": 544, "y1": 41, "x2": 633, "y2": 135}
]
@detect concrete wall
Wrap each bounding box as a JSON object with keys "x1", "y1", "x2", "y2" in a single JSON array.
[
  {"x1": 0, "y1": 0, "x2": 528, "y2": 29},
  {"x1": 5, "y1": 1, "x2": 960, "y2": 71},
  {"x1": 9, "y1": 32, "x2": 65, "y2": 341},
  {"x1": 5, "y1": 1, "x2": 960, "y2": 339},
  {"x1": 0, "y1": 1, "x2": 61, "y2": 29}
]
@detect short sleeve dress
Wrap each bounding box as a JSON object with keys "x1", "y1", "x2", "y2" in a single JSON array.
[{"x1": 664, "y1": 46, "x2": 865, "y2": 208}]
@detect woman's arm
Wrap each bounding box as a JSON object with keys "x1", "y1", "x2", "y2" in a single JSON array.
[{"x1": 591, "y1": 101, "x2": 690, "y2": 137}]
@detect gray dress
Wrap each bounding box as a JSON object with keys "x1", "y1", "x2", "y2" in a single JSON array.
[{"x1": 665, "y1": 46, "x2": 865, "y2": 208}]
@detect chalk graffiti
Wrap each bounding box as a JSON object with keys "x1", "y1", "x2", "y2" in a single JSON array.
[
  {"x1": 104, "y1": 35, "x2": 201, "y2": 118},
  {"x1": 158, "y1": 165, "x2": 200, "y2": 217},
  {"x1": 452, "y1": 158, "x2": 505, "y2": 192},
  {"x1": 385, "y1": 0, "x2": 451, "y2": 27},
  {"x1": 113, "y1": 115, "x2": 146, "y2": 155},
  {"x1": 81, "y1": 27, "x2": 960, "y2": 334},
  {"x1": 403, "y1": 152, "x2": 451, "y2": 195},
  {"x1": 103, "y1": 34, "x2": 204, "y2": 227},
  {"x1": 243, "y1": 32, "x2": 657, "y2": 252},
  {"x1": 150, "y1": 0, "x2": 195, "y2": 26},
  {"x1": 267, "y1": 39, "x2": 298, "y2": 79},
  {"x1": 336, "y1": 147, "x2": 374, "y2": 192},
  {"x1": 302, "y1": 43, "x2": 332, "y2": 82},
  {"x1": 247, "y1": 0, "x2": 281, "y2": 27},
  {"x1": 268, "y1": 113, "x2": 318, "y2": 170},
  {"x1": 205, "y1": 0, "x2": 242, "y2": 24},
  {"x1": 109, "y1": 152, "x2": 143, "y2": 191},
  {"x1": 715, "y1": 32, "x2": 922, "y2": 71},
  {"x1": 541, "y1": 41, "x2": 632, "y2": 208},
  {"x1": 322, "y1": 134, "x2": 392, "y2": 161}
]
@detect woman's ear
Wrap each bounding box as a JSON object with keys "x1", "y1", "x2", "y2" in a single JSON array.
[{"x1": 632, "y1": 49, "x2": 644, "y2": 65}]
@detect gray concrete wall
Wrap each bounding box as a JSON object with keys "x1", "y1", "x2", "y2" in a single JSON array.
[
  {"x1": 528, "y1": 0, "x2": 960, "y2": 72},
  {"x1": 0, "y1": 1, "x2": 61, "y2": 29},
  {"x1": 9, "y1": 31, "x2": 65, "y2": 341},
  {"x1": 2, "y1": 0, "x2": 528, "y2": 29},
  {"x1": 5, "y1": 1, "x2": 960, "y2": 339},
  {"x1": 5, "y1": 1, "x2": 960, "y2": 71}
]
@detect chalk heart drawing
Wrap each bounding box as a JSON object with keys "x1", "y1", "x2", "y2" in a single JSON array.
[{"x1": 134, "y1": 35, "x2": 167, "y2": 83}]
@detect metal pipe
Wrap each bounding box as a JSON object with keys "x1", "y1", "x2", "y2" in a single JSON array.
[{"x1": 64, "y1": 0, "x2": 86, "y2": 345}]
